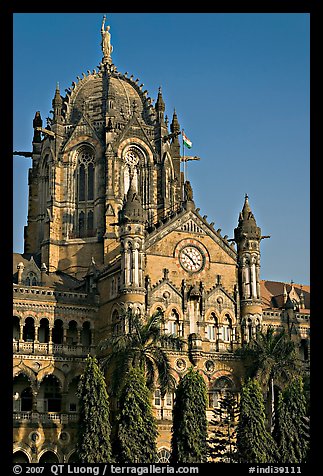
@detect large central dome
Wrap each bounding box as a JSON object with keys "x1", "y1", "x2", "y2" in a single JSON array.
[{"x1": 63, "y1": 65, "x2": 156, "y2": 139}]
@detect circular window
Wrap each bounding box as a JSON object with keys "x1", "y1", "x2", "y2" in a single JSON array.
[{"x1": 176, "y1": 358, "x2": 187, "y2": 371}]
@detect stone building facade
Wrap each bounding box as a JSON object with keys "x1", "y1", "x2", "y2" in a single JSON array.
[{"x1": 13, "y1": 19, "x2": 310, "y2": 463}]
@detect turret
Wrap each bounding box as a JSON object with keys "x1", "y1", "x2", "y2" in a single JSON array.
[
  {"x1": 234, "y1": 194, "x2": 263, "y2": 342},
  {"x1": 155, "y1": 87, "x2": 165, "y2": 124},
  {"x1": 118, "y1": 176, "x2": 146, "y2": 295},
  {"x1": 170, "y1": 109, "x2": 181, "y2": 157},
  {"x1": 52, "y1": 83, "x2": 63, "y2": 123},
  {"x1": 32, "y1": 111, "x2": 42, "y2": 143}
]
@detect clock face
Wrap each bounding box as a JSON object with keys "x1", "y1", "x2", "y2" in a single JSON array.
[{"x1": 179, "y1": 245, "x2": 204, "y2": 273}]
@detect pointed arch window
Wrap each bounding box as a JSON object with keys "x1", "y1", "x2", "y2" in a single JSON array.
[
  {"x1": 76, "y1": 147, "x2": 95, "y2": 237},
  {"x1": 209, "y1": 376, "x2": 235, "y2": 409}
]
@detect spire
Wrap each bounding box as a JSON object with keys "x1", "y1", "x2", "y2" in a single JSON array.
[
  {"x1": 170, "y1": 109, "x2": 180, "y2": 135},
  {"x1": 170, "y1": 109, "x2": 181, "y2": 156},
  {"x1": 52, "y1": 83, "x2": 63, "y2": 121},
  {"x1": 155, "y1": 86, "x2": 165, "y2": 123},
  {"x1": 235, "y1": 194, "x2": 261, "y2": 241}
]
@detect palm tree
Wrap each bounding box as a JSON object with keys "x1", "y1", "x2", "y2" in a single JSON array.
[
  {"x1": 100, "y1": 308, "x2": 184, "y2": 398},
  {"x1": 236, "y1": 326, "x2": 301, "y2": 430}
]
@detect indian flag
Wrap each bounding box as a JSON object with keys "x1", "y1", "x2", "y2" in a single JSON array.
[{"x1": 182, "y1": 130, "x2": 192, "y2": 149}]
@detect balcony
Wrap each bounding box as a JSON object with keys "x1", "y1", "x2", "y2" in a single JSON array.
[
  {"x1": 13, "y1": 340, "x2": 93, "y2": 357},
  {"x1": 13, "y1": 412, "x2": 79, "y2": 423}
]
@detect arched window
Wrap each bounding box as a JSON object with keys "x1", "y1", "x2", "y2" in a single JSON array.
[
  {"x1": 13, "y1": 316, "x2": 20, "y2": 340},
  {"x1": 209, "y1": 376, "x2": 235, "y2": 409},
  {"x1": 21, "y1": 387, "x2": 33, "y2": 411},
  {"x1": 23, "y1": 317, "x2": 35, "y2": 342},
  {"x1": 66, "y1": 320, "x2": 78, "y2": 345},
  {"x1": 222, "y1": 314, "x2": 232, "y2": 342},
  {"x1": 13, "y1": 374, "x2": 33, "y2": 412},
  {"x1": 39, "y1": 375, "x2": 62, "y2": 412},
  {"x1": 157, "y1": 448, "x2": 171, "y2": 463},
  {"x1": 207, "y1": 312, "x2": 218, "y2": 342},
  {"x1": 81, "y1": 321, "x2": 92, "y2": 346},
  {"x1": 25, "y1": 272, "x2": 38, "y2": 286},
  {"x1": 39, "y1": 318, "x2": 49, "y2": 343},
  {"x1": 168, "y1": 309, "x2": 180, "y2": 335},
  {"x1": 52, "y1": 319, "x2": 64, "y2": 344},
  {"x1": 76, "y1": 147, "x2": 95, "y2": 238},
  {"x1": 112, "y1": 310, "x2": 121, "y2": 335},
  {"x1": 300, "y1": 339, "x2": 309, "y2": 361}
]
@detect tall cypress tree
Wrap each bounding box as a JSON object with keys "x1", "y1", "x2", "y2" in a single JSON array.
[
  {"x1": 209, "y1": 391, "x2": 239, "y2": 462},
  {"x1": 282, "y1": 377, "x2": 310, "y2": 462},
  {"x1": 76, "y1": 355, "x2": 112, "y2": 463},
  {"x1": 170, "y1": 367, "x2": 208, "y2": 463},
  {"x1": 236, "y1": 378, "x2": 279, "y2": 463},
  {"x1": 272, "y1": 390, "x2": 297, "y2": 462},
  {"x1": 116, "y1": 367, "x2": 158, "y2": 463}
]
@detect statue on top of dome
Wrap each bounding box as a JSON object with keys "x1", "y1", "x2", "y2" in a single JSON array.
[{"x1": 101, "y1": 15, "x2": 113, "y2": 62}]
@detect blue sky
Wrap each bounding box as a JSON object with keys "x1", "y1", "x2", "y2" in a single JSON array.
[{"x1": 13, "y1": 13, "x2": 310, "y2": 285}]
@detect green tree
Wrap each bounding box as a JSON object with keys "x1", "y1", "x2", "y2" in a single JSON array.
[
  {"x1": 116, "y1": 367, "x2": 158, "y2": 463},
  {"x1": 101, "y1": 309, "x2": 183, "y2": 397},
  {"x1": 209, "y1": 391, "x2": 239, "y2": 462},
  {"x1": 274, "y1": 376, "x2": 310, "y2": 462},
  {"x1": 170, "y1": 367, "x2": 208, "y2": 463},
  {"x1": 76, "y1": 355, "x2": 112, "y2": 463},
  {"x1": 272, "y1": 390, "x2": 297, "y2": 462},
  {"x1": 236, "y1": 378, "x2": 279, "y2": 463},
  {"x1": 236, "y1": 326, "x2": 300, "y2": 428}
]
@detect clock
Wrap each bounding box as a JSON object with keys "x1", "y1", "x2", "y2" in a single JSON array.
[
  {"x1": 179, "y1": 245, "x2": 204, "y2": 273},
  {"x1": 125, "y1": 151, "x2": 139, "y2": 166}
]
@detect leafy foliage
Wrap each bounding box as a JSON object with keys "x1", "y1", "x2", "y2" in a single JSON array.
[
  {"x1": 273, "y1": 377, "x2": 310, "y2": 462},
  {"x1": 101, "y1": 309, "x2": 183, "y2": 397},
  {"x1": 236, "y1": 327, "x2": 300, "y2": 389},
  {"x1": 209, "y1": 391, "x2": 240, "y2": 462},
  {"x1": 115, "y1": 367, "x2": 158, "y2": 463},
  {"x1": 236, "y1": 326, "x2": 301, "y2": 430},
  {"x1": 76, "y1": 355, "x2": 112, "y2": 463},
  {"x1": 236, "y1": 378, "x2": 279, "y2": 463},
  {"x1": 170, "y1": 367, "x2": 208, "y2": 463}
]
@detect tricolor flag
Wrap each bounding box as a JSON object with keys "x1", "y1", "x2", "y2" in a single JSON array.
[{"x1": 182, "y1": 130, "x2": 192, "y2": 149}]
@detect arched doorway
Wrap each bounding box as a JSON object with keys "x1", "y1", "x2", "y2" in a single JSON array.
[
  {"x1": 23, "y1": 317, "x2": 35, "y2": 342},
  {"x1": 13, "y1": 316, "x2": 20, "y2": 340},
  {"x1": 39, "y1": 318, "x2": 50, "y2": 343},
  {"x1": 81, "y1": 321, "x2": 91, "y2": 346},
  {"x1": 38, "y1": 451, "x2": 59, "y2": 463},
  {"x1": 68, "y1": 451, "x2": 79, "y2": 463},
  {"x1": 13, "y1": 451, "x2": 30, "y2": 463},
  {"x1": 13, "y1": 374, "x2": 33, "y2": 412},
  {"x1": 52, "y1": 319, "x2": 64, "y2": 344}
]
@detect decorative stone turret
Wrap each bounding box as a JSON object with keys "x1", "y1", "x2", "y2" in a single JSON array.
[
  {"x1": 234, "y1": 194, "x2": 263, "y2": 342},
  {"x1": 118, "y1": 175, "x2": 146, "y2": 299}
]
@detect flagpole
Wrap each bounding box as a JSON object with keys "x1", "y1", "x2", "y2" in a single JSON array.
[{"x1": 182, "y1": 129, "x2": 187, "y2": 184}]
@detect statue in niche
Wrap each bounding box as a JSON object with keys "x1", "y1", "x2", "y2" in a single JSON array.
[{"x1": 184, "y1": 180, "x2": 193, "y2": 201}]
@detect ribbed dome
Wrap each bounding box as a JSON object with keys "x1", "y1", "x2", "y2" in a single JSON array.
[{"x1": 64, "y1": 68, "x2": 154, "y2": 127}]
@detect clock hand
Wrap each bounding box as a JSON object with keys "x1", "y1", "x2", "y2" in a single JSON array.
[{"x1": 182, "y1": 251, "x2": 197, "y2": 266}]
